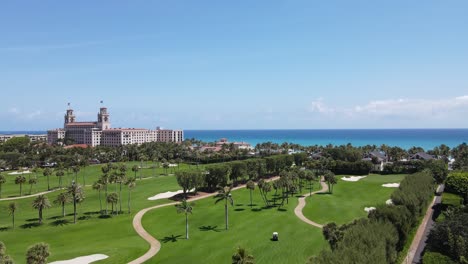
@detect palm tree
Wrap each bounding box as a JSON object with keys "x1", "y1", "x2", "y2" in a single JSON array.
[
  {"x1": 118, "y1": 164, "x2": 127, "y2": 213},
  {"x1": 215, "y1": 186, "x2": 234, "y2": 230},
  {"x1": 32, "y1": 195, "x2": 51, "y2": 224},
  {"x1": 175, "y1": 198, "x2": 193, "y2": 239},
  {"x1": 106, "y1": 192, "x2": 119, "y2": 215},
  {"x1": 43, "y1": 168, "x2": 52, "y2": 191},
  {"x1": 232, "y1": 246, "x2": 255, "y2": 264},
  {"x1": 246, "y1": 180, "x2": 255, "y2": 208},
  {"x1": 15, "y1": 175, "x2": 26, "y2": 196},
  {"x1": 67, "y1": 181, "x2": 84, "y2": 223},
  {"x1": 125, "y1": 177, "x2": 136, "y2": 213},
  {"x1": 0, "y1": 173, "x2": 6, "y2": 198},
  {"x1": 324, "y1": 171, "x2": 337, "y2": 194},
  {"x1": 7, "y1": 202, "x2": 17, "y2": 229},
  {"x1": 100, "y1": 171, "x2": 110, "y2": 215},
  {"x1": 55, "y1": 170, "x2": 65, "y2": 188},
  {"x1": 92, "y1": 181, "x2": 104, "y2": 214},
  {"x1": 28, "y1": 177, "x2": 38, "y2": 195},
  {"x1": 131, "y1": 165, "x2": 139, "y2": 179},
  {"x1": 163, "y1": 162, "x2": 169, "y2": 175},
  {"x1": 54, "y1": 192, "x2": 71, "y2": 217},
  {"x1": 72, "y1": 166, "x2": 80, "y2": 183},
  {"x1": 26, "y1": 242, "x2": 50, "y2": 264}
]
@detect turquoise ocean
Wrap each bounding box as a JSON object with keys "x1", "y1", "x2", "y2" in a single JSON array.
[{"x1": 2, "y1": 129, "x2": 467, "y2": 150}]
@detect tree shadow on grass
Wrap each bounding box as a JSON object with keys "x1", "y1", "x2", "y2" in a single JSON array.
[
  {"x1": 20, "y1": 222, "x2": 41, "y2": 229},
  {"x1": 277, "y1": 208, "x2": 287, "y2": 212},
  {"x1": 0, "y1": 226, "x2": 11, "y2": 232},
  {"x1": 235, "y1": 203, "x2": 244, "y2": 206},
  {"x1": 78, "y1": 216, "x2": 91, "y2": 221},
  {"x1": 98, "y1": 215, "x2": 112, "y2": 219},
  {"x1": 161, "y1": 234, "x2": 182, "y2": 243},
  {"x1": 316, "y1": 192, "x2": 331, "y2": 196},
  {"x1": 84, "y1": 211, "x2": 101, "y2": 215},
  {"x1": 26, "y1": 218, "x2": 39, "y2": 222},
  {"x1": 234, "y1": 208, "x2": 245, "y2": 211},
  {"x1": 199, "y1": 225, "x2": 222, "y2": 232},
  {"x1": 48, "y1": 215, "x2": 63, "y2": 220},
  {"x1": 50, "y1": 219, "x2": 71, "y2": 226}
]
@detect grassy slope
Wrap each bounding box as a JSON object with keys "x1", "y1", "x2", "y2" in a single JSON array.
[
  {"x1": 302, "y1": 174, "x2": 406, "y2": 225},
  {"x1": 0, "y1": 162, "x2": 200, "y2": 198},
  {"x1": 142, "y1": 187, "x2": 328, "y2": 264},
  {"x1": 0, "y1": 175, "x2": 180, "y2": 263}
]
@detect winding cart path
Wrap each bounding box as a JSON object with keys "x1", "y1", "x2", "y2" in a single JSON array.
[
  {"x1": 128, "y1": 177, "x2": 279, "y2": 264},
  {"x1": 294, "y1": 178, "x2": 329, "y2": 228}
]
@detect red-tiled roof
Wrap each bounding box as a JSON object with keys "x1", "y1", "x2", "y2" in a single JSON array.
[
  {"x1": 66, "y1": 122, "x2": 97, "y2": 126},
  {"x1": 64, "y1": 144, "x2": 89, "y2": 149}
]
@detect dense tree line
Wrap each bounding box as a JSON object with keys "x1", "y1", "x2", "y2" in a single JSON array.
[
  {"x1": 426, "y1": 206, "x2": 468, "y2": 263},
  {"x1": 309, "y1": 171, "x2": 436, "y2": 264},
  {"x1": 445, "y1": 172, "x2": 468, "y2": 204}
]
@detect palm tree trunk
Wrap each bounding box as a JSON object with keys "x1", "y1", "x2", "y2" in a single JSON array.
[
  {"x1": 73, "y1": 198, "x2": 77, "y2": 223},
  {"x1": 47, "y1": 175, "x2": 50, "y2": 191},
  {"x1": 99, "y1": 190, "x2": 102, "y2": 213},
  {"x1": 39, "y1": 208, "x2": 43, "y2": 224},
  {"x1": 105, "y1": 185, "x2": 108, "y2": 215},
  {"x1": 83, "y1": 168, "x2": 86, "y2": 186},
  {"x1": 62, "y1": 202, "x2": 65, "y2": 217},
  {"x1": 128, "y1": 189, "x2": 131, "y2": 213},
  {"x1": 12, "y1": 213, "x2": 15, "y2": 229},
  {"x1": 250, "y1": 189, "x2": 253, "y2": 207},
  {"x1": 20, "y1": 183, "x2": 22, "y2": 196},
  {"x1": 119, "y1": 183, "x2": 122, "y2": 214},
  {"x1": 185, "y1": 213, "x2": 189, "y2": 239},
  {"x1": 225, "y1": 201, "x2": 228, "y2": 230}
]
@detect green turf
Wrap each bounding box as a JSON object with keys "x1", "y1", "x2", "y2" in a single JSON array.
[
  {"x1": 0, "y1": 174, "x2": 180, "y2": 263},
  {"x1": 0, "y1": 162, "x2": 202, "y2": 198},
  {"x1": 142, "y1": 187, "x2": 328, "y2": 264},
  {"x1": 302, "y1": 174, "x2": 406, "y2": 225}
]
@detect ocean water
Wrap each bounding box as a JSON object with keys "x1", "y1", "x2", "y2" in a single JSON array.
[
  {"x1": 2, "y1": 129, "x2": 467, "y2": 151},
  {"x1": 184, "y1": 129, "x2": 468, "y2": 150}
]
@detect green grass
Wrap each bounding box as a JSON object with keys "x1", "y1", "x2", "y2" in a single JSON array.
[
  {"x1": 0, "y1": 162, "x2": 202, "y2": 198},
  {"x1": 302, "y1": 174, "x2": 406, "y2": 225},
  {"x1": 0, "y1": 174, "x2": 180, "y2": 263},
  {"x1": 441, "y1": 192, "x2": 463, "y2": 207},
  {"x1": 142, "y1": 187, "x2": 327, "y2": 264}
]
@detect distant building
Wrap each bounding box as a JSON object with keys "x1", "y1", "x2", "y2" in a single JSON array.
[
  {"x1": 410, "y1": 152, "x2": 435, "y2": 161},
  {"x1": 47, "y1": 106, "x2": 183, "y2": 147},
  {"x1": 0, "y1": 134, "x2": 47, "y2": 143}
]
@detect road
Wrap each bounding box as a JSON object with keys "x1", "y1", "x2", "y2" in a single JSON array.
[{"x1": 404, "y1": 184, "x2": 444, "y2": 264}]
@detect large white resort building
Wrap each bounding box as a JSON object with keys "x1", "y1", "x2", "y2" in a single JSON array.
[{"x1": 47, "y1": 106, "x2": 183, "y2": 147}]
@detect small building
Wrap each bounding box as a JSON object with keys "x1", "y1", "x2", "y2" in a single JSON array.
[{"x1": 410, "y1": 152, "x2": 435, "y2": 161}]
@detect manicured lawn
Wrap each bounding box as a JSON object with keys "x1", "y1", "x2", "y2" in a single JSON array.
[
  {"x1": 0, "y1": 175, "x2": 180, "y2": 263},
  {"x1": 142, "y1": 187, "x2": 328, "y2": 264},
  {"x1": 302, "y1": 174, "x2": 406, "y2": 225}
]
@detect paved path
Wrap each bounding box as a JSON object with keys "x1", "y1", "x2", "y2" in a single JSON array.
[
  {"x1": 0, "y1": 189, "x2": 62, "y2": 201},
  {"x1": 403, "y1": 184, "x2": 444, "y2": 264},
  {"x1": 294, "y1": 178, "x2": 329, "y2": 228},
  {"x1": 128, "y1": 177, "x2": 279, "y2": 264}
]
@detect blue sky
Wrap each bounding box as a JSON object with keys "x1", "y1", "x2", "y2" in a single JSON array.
[{"x1": 1, "y1": 1, "x2": 468, "y2": 130}]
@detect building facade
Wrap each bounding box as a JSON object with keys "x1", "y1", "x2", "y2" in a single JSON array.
[
  {"x1": 0, "y1": 134, "x2": 47, "y2": 143},
  {"x1": 47, "y1": 106, "x2": 183, "y2": 147}
]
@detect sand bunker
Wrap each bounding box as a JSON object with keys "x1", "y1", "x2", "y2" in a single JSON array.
[
  {"x1": 382, "y1": 183, "x2": 400, "y2": 188},
  {"x1": 49, "y1": 254, "x2": 108, "y2": 264},
  {"x1": 364, "y1": 207, "x2": 376, "y2": 212},
  {"x1": 8, "y1": 170, "x2": 31, "y2": 175},
  {"x1": 147, "y1": 189, "x2": 194, "y2": 200},
  {"x1": 341, "y1": 176, "x2": 367, "y2": 182},
  {"x1": 386, "y1": 199, "x2": 393, "y2": 205}
]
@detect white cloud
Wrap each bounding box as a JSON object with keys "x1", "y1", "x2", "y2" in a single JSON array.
[
  {"x1": 26, "y1": 110, "x2": 42, "y2": 119},
  {"x1": 307, "y1": 95, "x2": 468, "y2": 120},
  {"x1": 8, "y1": 107, "x2": 20, "y2": 114},
  {"x1": 308, "y1": 98, "x2": 335, "y2": 114}
]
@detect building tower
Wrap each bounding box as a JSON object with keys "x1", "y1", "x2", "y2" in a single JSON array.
[
  {"x1": 97, "y1": 107, "x2": 111, "y2": 130},
  {"x1": 64, "y1": 108, "x2": 76, "y2": 126}
]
